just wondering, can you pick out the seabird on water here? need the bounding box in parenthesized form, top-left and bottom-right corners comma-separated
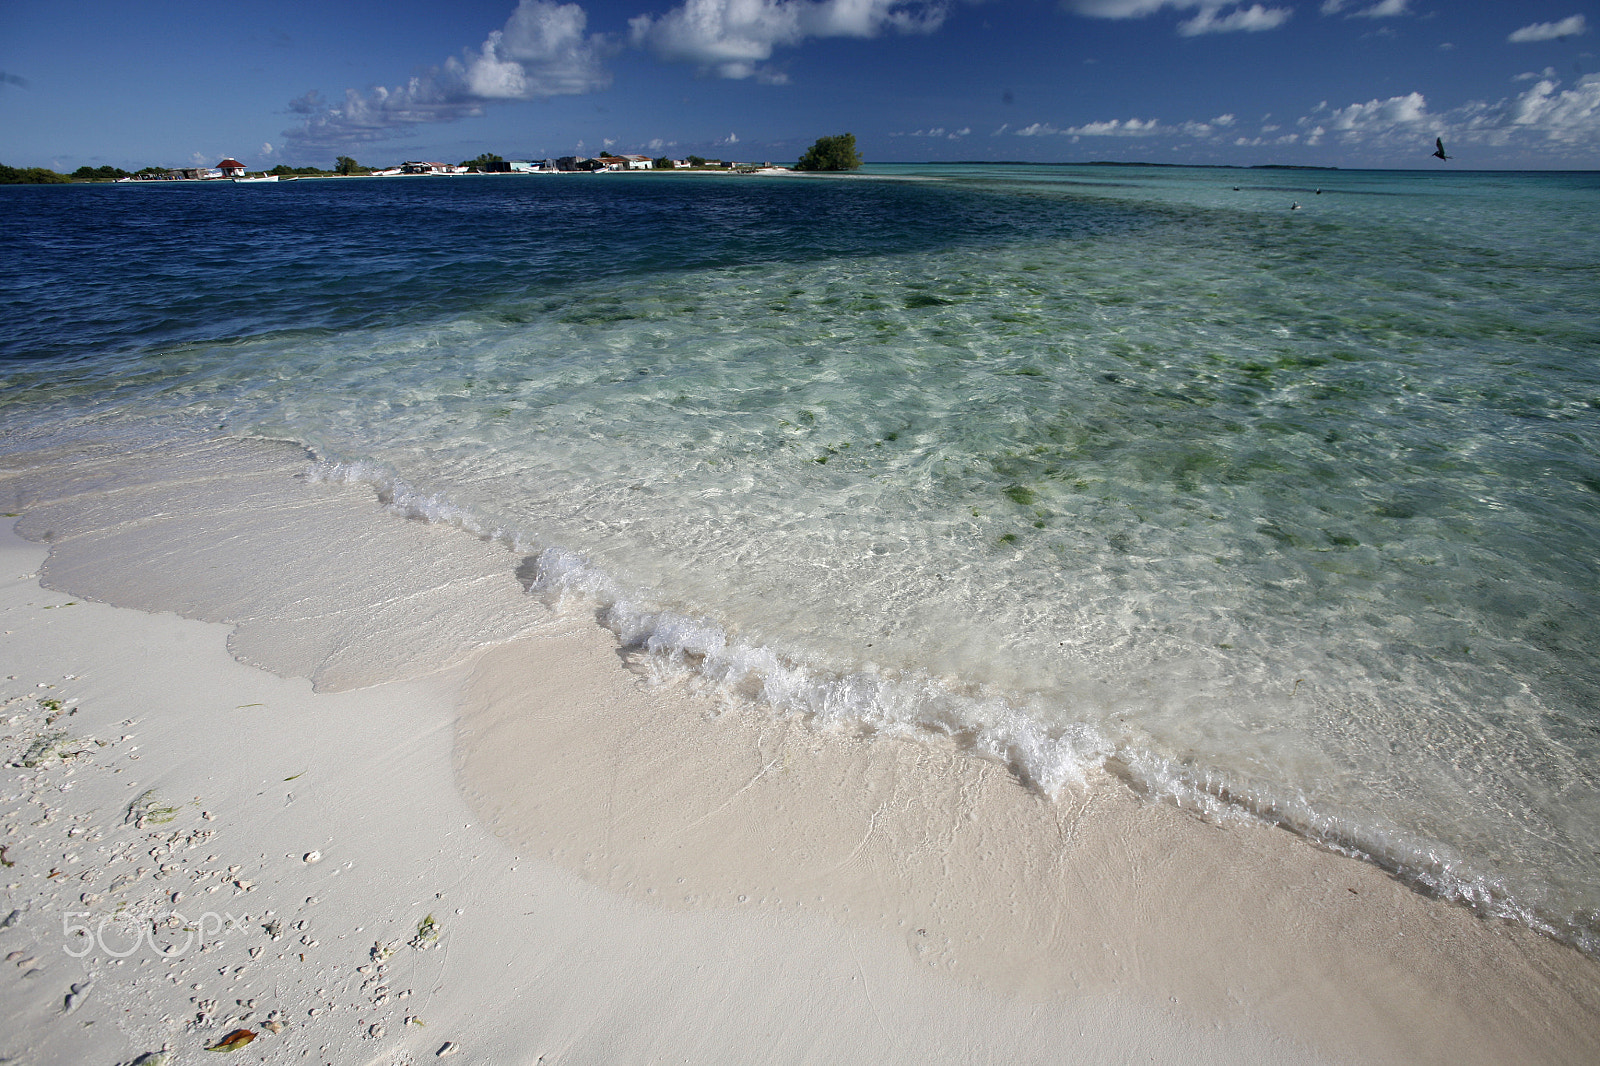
(1433, 137, 1450, 161)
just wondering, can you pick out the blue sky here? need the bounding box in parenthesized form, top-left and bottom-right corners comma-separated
(3, 1, 1596, 170)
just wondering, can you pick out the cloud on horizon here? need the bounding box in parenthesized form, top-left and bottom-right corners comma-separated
(1003, 77, 1600, 158)
(629, 0, 949, 82)
(285, 0, 610, 151)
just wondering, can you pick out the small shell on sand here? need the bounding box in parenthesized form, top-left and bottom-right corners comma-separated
(302, 850, 321, 864)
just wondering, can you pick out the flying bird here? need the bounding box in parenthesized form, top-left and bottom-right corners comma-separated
(1432, 137, 1450, 161)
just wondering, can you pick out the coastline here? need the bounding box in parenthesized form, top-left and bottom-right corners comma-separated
(3, 437, 1599, 1063)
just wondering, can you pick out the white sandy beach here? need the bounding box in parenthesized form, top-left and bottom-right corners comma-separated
(3, 436, 1599, 1065)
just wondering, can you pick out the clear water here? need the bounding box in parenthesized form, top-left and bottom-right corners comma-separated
(4, 166, 1599, 951)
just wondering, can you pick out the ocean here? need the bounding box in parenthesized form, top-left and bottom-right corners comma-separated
(3, 164, 1598, 953)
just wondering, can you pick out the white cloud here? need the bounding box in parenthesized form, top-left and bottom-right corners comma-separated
(894, 126, 972, 138)
(285, 1, 609, 151)
(630, 0, 948, 80)
(261, 142, 275, 157)
(1178, 4, 1291, 35)
(1065, 1, 1291, 35)
(1064, 1, 1188, 15)
(1323, 0, 1410, 17)
(1501, 74, 1600, 142)
(1325, 90, 1429, 131)
(1513, 67, 1559, 82)
(459, 1, 610, 98)
(1508, 15, 1587, 44)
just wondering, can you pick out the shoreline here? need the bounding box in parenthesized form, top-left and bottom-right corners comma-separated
(3, 437, 1599, 1063)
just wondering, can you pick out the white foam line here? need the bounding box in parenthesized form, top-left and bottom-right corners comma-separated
(306, 455, 1598, 958)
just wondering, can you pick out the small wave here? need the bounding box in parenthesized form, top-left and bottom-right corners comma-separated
(305, 456, 535, 555)
(530, 545, 1116, 796)
(308, 454, 1599, 957)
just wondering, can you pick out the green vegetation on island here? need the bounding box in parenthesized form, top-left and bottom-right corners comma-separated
(1, 163, 71, 184)
(794, 133, 862, 172)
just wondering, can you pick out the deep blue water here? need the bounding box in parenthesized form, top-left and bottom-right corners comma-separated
(1, 173, 1142, 365)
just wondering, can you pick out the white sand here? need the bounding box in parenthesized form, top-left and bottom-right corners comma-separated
(2, 438, 1598, 1064)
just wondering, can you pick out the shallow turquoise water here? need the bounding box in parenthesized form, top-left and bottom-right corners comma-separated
(4, 166, 1599, 950)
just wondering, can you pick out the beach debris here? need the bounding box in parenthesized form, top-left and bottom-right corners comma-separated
(302, 850, 321, 864)
(0, 845, 12, 867)
(437, 1043, 460, 1058)
(206, 1028, 257, 1052)
(262, 1020, 285, 1034)
(409, 914, 440, 949)
(131, 1052, 172, 1066)
(370, 940, 396, 961)
(0, 909, 18, 929)
(262, 919, 282, 940)
(18, 729, 69, 767)
(63, 979, 92, 1013)
(126, 789, 180, 828)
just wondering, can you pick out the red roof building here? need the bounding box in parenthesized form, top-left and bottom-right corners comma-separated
(217, 158, 246, 177)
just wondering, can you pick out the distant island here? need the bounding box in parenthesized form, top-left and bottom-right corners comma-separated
(4, 147, 1349, 186)
(2, 137, 878, 184)
(0, 151, 786, 185)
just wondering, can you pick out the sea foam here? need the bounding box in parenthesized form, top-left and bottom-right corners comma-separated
(302, 453, 1594, 954)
